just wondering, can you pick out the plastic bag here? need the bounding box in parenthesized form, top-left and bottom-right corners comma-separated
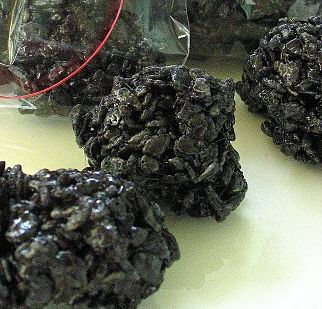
(188, 0, 322, 59)
(0, 0, 190, 116)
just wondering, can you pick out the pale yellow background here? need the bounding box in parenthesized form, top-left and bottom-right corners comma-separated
(0, 60, 321, 309)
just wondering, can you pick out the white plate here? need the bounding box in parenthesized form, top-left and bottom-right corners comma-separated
(0, 59, 321, 309)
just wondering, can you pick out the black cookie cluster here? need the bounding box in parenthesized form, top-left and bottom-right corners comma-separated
(12, 1, 165, 116)
(71, 65, 248, 221)
(17, 41, 165, 117)
(237, 17, 322, 164)
(0, 163, 179, 308)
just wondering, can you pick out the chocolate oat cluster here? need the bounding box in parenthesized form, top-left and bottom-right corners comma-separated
(72, 65, 248, 221)
(237, 17, 322, 163)
(0, 163, 179, 308)
(10, 1, 165, 116)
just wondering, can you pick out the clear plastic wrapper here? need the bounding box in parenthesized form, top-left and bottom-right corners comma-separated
(188, 0, 322, 59)
(0, 0, 190, 115)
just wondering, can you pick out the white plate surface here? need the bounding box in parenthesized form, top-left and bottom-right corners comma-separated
(0, 59, 321, 309)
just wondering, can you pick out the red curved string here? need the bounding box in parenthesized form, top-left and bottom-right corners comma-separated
(0, 0, 124, 100)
